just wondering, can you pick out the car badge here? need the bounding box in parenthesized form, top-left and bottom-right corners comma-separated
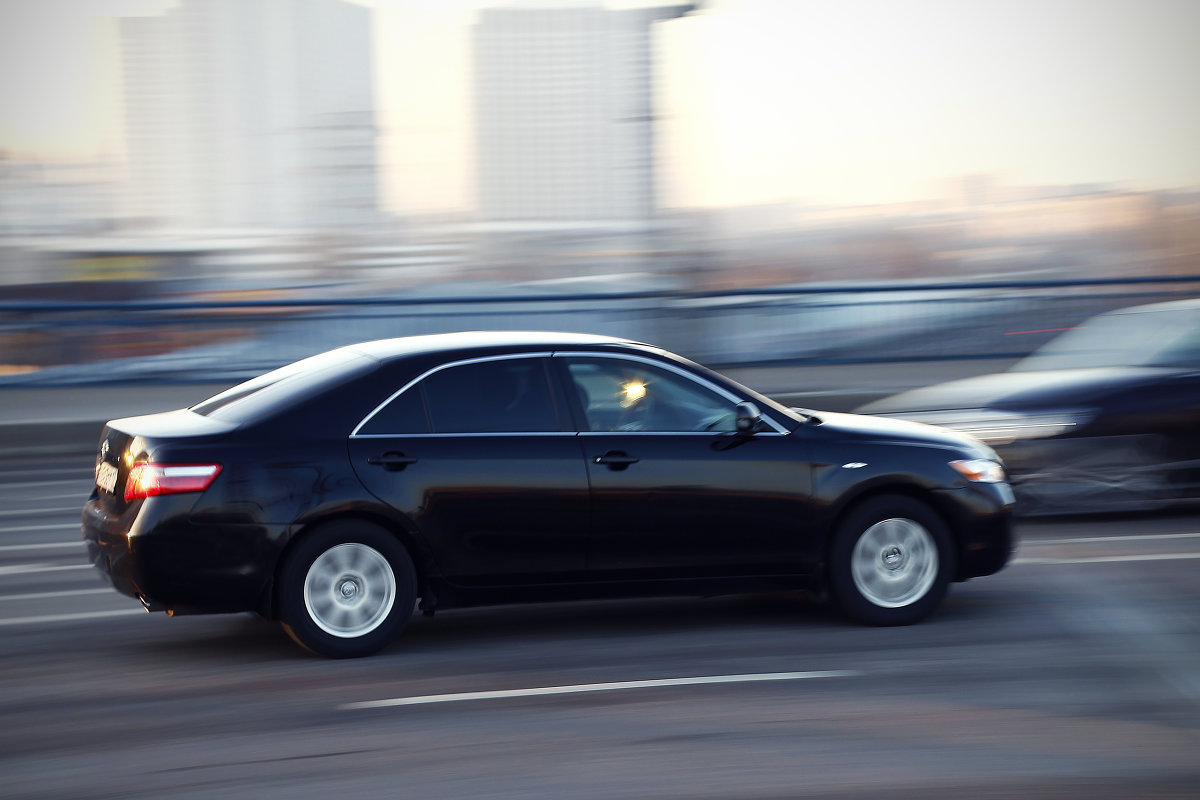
(100, 440, 110, 460)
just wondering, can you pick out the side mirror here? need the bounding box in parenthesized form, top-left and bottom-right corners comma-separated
(735, 401, 761, 434)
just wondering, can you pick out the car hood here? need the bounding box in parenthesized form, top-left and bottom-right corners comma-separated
(816, 409, 994, 456)
(858, 366, 1177, 414)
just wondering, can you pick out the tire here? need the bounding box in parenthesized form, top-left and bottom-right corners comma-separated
(277, 520, 417, 658)
(828, 495, 954, 626)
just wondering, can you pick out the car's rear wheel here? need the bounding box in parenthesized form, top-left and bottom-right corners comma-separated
(829, 495, 953, 626)
(278, 520, 416, 658)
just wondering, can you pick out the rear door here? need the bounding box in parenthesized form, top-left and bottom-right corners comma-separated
(348, 354, 591, 587)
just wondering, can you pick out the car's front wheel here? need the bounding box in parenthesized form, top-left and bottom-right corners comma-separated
(829, 495, 953, 626)
(278, 520, 417, 658)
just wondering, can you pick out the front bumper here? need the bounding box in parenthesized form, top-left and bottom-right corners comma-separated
(932, 481, 1018, 580)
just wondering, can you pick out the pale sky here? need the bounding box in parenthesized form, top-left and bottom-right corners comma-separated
(1, 0, 1198, 212)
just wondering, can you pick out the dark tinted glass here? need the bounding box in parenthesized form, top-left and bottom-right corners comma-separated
(358, 385, 430, 435)
(423, 358, 559, 433)
(565, 357, 737, 432)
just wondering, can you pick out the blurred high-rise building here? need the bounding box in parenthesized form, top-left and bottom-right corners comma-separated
(472, 4, 694, 227)
(121, 0, 378, 231)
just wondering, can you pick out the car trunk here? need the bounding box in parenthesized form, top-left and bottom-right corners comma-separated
(92, 410, 238, 512)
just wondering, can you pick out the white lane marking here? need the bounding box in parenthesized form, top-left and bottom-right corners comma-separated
(10, 492, 88, 502)
(0, 588, 112, 602)
(0, 507, 81, 518)
(0, 563, 93, 575)
(0, 609, 145, 627)
(0, 523, 78, 534)
(0, 542, 81, 552)
(1016, 552, 1200, 565)
(341, 671, 861, 711)
(1029, 532, 1200, 545)
(0, 469, 90, 479)
(0, 479, 92, 490)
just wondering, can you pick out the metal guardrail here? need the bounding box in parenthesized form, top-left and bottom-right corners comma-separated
(2, 276, 1199, 385)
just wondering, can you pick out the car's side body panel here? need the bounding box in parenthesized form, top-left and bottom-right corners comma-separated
(348, 433, 592, 586)
(580, 431, 817, 579)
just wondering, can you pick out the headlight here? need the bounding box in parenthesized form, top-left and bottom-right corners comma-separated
(892, 409, 1091, 445)
(949, 459, 1007, 483)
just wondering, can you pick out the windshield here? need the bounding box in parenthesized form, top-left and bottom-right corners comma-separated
(1014, 306, 1200, 371)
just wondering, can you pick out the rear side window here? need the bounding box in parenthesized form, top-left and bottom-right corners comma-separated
(358, 385, 430, 434)
(359, 357, 560, 435)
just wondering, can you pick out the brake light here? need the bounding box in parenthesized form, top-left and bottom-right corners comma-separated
(124, 463, 222, 502)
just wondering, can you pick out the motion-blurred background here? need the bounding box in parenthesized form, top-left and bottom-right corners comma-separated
(3, 10, 1200, 795)
(1, 0, 1198, 384)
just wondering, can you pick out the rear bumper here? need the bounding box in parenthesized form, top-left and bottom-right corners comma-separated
(82, 494, 285, 615)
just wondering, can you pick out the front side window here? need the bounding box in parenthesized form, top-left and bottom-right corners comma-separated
(564, 357, 738, 432)
(360, 357, 560, 435)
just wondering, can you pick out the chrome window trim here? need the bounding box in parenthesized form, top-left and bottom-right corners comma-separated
(352, 432, 577, 439)
(555, 351, 789, 435)
(350, 352, 554, 438)
(577, 430, 785, 438)
(353, 430, 783, 439)
(350, 348, 790, 438)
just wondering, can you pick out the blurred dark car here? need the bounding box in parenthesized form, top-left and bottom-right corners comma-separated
(860, 299, 1200, 514)
(83, 332, 1014, 658)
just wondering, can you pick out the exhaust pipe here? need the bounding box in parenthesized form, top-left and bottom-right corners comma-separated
(136, 594, 164, 613)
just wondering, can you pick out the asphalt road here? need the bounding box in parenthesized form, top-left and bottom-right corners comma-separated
(2, 453, 1199, 799)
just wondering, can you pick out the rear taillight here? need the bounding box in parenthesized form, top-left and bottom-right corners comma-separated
(124, 463, 222, 502)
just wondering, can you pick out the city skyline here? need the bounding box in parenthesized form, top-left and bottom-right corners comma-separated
(474, 4, 692, 224)
(120, 0, 378, 229)
(1, 0, 1198, 216)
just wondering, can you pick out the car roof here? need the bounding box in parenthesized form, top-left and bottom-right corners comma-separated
(343, 331, 647, 361)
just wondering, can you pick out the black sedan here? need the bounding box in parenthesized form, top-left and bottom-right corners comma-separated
(83, 332, 1015, 657)
(860, 298, 1200, 514)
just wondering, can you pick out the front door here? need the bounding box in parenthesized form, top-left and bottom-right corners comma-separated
(558, 354, 814, 580)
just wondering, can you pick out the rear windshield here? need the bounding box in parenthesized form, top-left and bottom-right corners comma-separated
(191, 349, 377, 424)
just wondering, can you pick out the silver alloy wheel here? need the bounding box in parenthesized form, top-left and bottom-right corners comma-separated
(303, 543, 397, 638)
(850, 517, 938, 608)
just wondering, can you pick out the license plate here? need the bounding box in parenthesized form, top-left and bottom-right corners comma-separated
(96, 461, 119, 494)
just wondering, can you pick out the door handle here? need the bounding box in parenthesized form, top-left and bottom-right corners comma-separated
(593, 451, 639, 470)
(367, 452, 418, 471)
